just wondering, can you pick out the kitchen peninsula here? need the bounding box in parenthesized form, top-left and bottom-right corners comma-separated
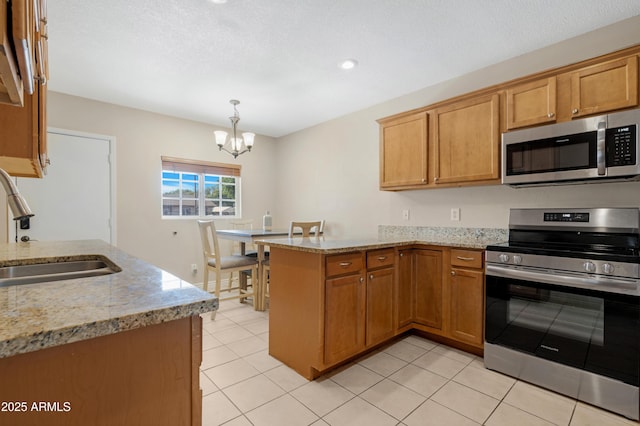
(0, 240, 216, 426)
(260, 227, 506, 379)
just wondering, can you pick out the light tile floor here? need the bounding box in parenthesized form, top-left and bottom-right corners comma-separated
(201, 300, 639, 426)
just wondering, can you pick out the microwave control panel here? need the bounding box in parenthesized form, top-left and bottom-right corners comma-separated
(607, 124, 636, 167)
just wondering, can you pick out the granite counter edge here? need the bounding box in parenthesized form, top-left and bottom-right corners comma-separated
(0, 298, 218, 359)
(260, 239, 499, 254)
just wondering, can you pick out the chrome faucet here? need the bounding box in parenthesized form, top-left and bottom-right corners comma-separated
(0, 168, 34, 220)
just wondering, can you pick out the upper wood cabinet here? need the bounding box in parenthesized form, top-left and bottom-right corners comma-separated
(379, 45, 640, 191)
(0, 0, 23, 105)
(0, 0, 48, 177)
(505, 77, 557, 130)
(568, 56, 638, 118)
(432, 93, 500, 185)
(378, 111, 428, 189)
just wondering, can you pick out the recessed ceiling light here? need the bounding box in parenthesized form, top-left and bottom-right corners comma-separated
(339, 59, 358, 70)
(210, 0, 227, 4)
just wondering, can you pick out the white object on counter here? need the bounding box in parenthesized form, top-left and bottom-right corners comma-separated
(263, 211, 272, 231)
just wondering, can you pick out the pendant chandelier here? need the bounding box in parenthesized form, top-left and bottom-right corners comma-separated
(214, 99, 255, 159)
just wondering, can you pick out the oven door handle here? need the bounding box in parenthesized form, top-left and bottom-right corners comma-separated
(486, 264, 639, 296)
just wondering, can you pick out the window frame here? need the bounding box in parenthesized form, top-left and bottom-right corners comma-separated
(161, 156, 241, 219)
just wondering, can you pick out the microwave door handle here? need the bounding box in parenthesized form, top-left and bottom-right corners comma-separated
(597, 120, 606, 175)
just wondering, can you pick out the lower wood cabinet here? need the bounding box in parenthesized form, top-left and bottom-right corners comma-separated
(396, 250, 414, 329)
(268, 244, 484, 379)
(365, 268, 395, 346)
(449, 249, 485, 346)
(324, 272, 366, 365)
(396, 247, 484, 352)
(414, 249, 444, 330)
(324, 249, 396, 364)
(0, 316, 203, 426)
(449, 267, 484, 346)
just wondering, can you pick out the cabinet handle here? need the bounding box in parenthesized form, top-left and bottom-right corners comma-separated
(359, 277, 364, 283)
(399, 253, 404, 257)
(339, 262, 352, 268)
(369, 274, 374, 280)
(572, 108, 579, 114)
(456, 256, 475, 261)
(451, 271, 456, 276)
(377, 256, 387, 261)
(547, 112, 555, 118)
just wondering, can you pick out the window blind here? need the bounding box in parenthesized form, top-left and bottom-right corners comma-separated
(161, 156, 241, 177)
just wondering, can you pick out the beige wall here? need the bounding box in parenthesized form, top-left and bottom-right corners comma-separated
(46, 93, 278, 283)
(275, 15, 640, 237)
(37, 15, 640, 284)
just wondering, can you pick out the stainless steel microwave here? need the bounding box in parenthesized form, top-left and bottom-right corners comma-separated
(502, 108, 640, 187)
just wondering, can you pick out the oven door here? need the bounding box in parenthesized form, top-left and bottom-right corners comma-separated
(486, 265, 640, 386)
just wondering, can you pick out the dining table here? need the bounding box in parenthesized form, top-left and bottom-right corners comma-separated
(215, 228, 293, 311)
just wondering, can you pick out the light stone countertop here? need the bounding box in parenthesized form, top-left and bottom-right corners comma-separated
(0, 240, 217, 359)
(257, 226, 508, 254)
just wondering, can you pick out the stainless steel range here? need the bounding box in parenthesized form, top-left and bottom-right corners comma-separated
(485, 208, 640, 420)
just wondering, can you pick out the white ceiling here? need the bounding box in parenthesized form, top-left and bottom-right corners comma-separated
(48, 0, 640, 138)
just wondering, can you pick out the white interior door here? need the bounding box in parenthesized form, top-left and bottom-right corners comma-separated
(9, 129, 115, 244)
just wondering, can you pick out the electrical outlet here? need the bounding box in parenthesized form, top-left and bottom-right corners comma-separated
(191, 263, 198, 273)
(450, 207, 460, 221)
(402, 209, 410, 220)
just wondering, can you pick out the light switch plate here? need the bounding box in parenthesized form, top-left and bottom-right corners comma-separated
(450, 208, 460, 221)
(402, 209, 410, 220)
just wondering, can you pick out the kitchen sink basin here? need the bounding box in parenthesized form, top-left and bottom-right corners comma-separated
(0, 255, 121, 287)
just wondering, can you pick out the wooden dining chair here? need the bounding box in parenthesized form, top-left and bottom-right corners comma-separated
(197, 220, 259, 318)
(288, 220, 324, 237)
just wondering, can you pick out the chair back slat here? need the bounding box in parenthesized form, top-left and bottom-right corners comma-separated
(288, 220, 323, 238)
(198, 219, 221, 260)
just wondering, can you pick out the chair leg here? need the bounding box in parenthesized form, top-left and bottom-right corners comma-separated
(239, 271, 248, 304)
(215, 269, 221, 299)
(202, 262, 209, 292)
(261, 266, 269, 310)
(211, 269, 222, 321)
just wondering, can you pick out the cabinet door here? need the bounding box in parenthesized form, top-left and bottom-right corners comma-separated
(324, 274, 366, 365)
(570, 56, 639, 118)
(449, 268, 484, 346)
(0, 0, 46, 177)
(0, 0, 23, 105)
(505, 77, 557, 130)
(414, 249, 443, 330)
(366, 267, 395, 346)
(379, 111, 428, 189)
(433, 94, 500, 184)
(396, 250, 413, 329)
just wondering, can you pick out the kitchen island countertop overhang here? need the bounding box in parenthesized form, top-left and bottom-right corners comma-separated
(0, 239, 217, 359)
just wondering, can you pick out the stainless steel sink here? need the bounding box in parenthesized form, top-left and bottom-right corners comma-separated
(0, 255, 121, 287)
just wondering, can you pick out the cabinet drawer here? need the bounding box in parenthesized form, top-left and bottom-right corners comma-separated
(326, 252, 363, 277)
(366, 249, 394, 269)
(450, 249, 483, 269)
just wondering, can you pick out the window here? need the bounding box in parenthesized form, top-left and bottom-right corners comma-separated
(161, 156, 240, 218)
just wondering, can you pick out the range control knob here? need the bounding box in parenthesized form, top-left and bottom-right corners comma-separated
(513, 255, 523, 265)
(603, 263, 615, 274)
(498, 254, 510, 263)
(583, 261, 596, 273)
